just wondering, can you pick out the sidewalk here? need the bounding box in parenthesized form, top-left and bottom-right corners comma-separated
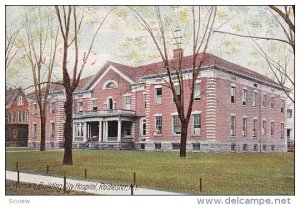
(6, 170, 181, 195)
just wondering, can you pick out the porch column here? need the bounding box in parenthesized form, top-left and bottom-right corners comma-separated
(73, 123, 76, 142)
(83, 122, 87, 142)
(117, 120, 122, 142)
(103, 121, 107, 142)
(87, 123, 90, 140)
(98, 121, 102, 142)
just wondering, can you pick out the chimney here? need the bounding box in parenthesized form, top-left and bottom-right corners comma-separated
(173, 48, 184, 59)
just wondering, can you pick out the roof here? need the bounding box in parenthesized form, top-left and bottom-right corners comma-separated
(5, 87, 23, 109)
(31, 52, 282, 94)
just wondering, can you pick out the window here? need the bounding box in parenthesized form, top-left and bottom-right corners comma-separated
(140, 143, 145, 150)
(281, 123, 284, 139)
(5, 113, 9, 124)
(173, 85, 181, 103)
(271, 145, 275, 151)
(140, 118, 146, 136)
(230, 116, 236, 137)
(32, 123, 37, 138)
(231, 144, 236, 152)
(78, 101, 83, 112)
(105, 81, 117, 89)
(143, 93, 147, 108)
(271, 122, 274, 136)
(281, 99, 284, 113)
(124, 96, 131, 110)
(287, 109, 292, 118)
(243, 144, 247, 151)
(172, 143, 180, 150)
(253, 92, 257, 107)
(271, 97, 275, 108)
(50, 102, 55, 113)
(287, 129, 291, 139)
(253, 144, 258, 151)
(193, 143, 200, 151)
(22, 111, 26, 122)
(107, 98, 114, 110)
(155, 143, 161, 150)
(155, 88, 162, 104)
(12, 129, 17, 136)
(242, 89, 247, 106)
(193, 82, 201, 101)
(155, 116, 162, 135)
(262, 94, 266, 107)
(193, 113, 201, 135)
(50, 122, 55, 138)
(242, 118, 247, 137)
(173, 115, 181, 135)
(32, 103, 37, 115)
(263, 145, 267, 151)
(262, 121, 266, 136)
(17, 96, 23, 106)
(76, 123, 84, 137)
(253, 119, 257, 138)
(18, 111, 22, 123)
(231, 86, 236, 103)
(13, 112, 17, 122)
(92, 100, 97, 111)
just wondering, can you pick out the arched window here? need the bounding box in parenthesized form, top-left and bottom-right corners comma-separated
(105, 81, 117, 89)
(108, 98, 114, 110)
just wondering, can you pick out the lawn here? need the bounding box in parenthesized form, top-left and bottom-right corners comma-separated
(5, 180, 90, 195)
(5, 149, 294, 195)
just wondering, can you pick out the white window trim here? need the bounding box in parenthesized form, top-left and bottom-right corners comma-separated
(102, 80, 119, 90)
(140, 117, 147, 137)
(154, 115, 162, 135)
(192, 113, 201, 136)
(171, 114, 181, 136)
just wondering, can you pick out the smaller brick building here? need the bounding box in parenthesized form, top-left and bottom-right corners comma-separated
(5, 87, 29, 147)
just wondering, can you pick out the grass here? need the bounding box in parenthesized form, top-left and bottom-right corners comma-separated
(5, 149, 294, 195)
(5, 180, 90, 195)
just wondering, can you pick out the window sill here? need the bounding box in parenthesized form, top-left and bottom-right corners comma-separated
(191, 134, 201, 137)
(154, 134, 162, 137)
(230, 136, 236, 138)
(172, 134, 181, 137)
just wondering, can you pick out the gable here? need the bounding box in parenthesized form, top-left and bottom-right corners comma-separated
(88, 64, 135, 91)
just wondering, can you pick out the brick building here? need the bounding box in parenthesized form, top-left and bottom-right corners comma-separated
(5, 87, 29, 147)
(27, 50, 288, 152)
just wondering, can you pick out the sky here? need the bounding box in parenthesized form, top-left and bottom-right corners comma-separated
(5, 6, 294, 93)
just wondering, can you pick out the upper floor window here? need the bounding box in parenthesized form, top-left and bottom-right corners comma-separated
(143, 93, 147, 108)
(172, 115, 181, 135)
(253, 92, 257, 107)
(262, 94, 267, 107)
(32, 103, 37, 115)
(78, 101, 83, 112)
(173, 85, 181, 103)
(17, 96, 23, 106)
(105, 81, 118, 89)
(107, 98, 114, 110)
(124, 95, 131, 110)
(287, 109, 293, 118)
(242, 89, 247, 106)
(91, 100, 97, 111)
(5, 113, 10, 124)
(193, 82, 201, 101)
(230, 86, 236, 103)
(281, 99, 285, 113)
(271, 97, 275, 109)
(50, 102, 55, 113)
(155, 87, 162, 104)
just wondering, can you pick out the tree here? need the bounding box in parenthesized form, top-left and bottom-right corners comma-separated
(55, 6, 111, 165)
(214, 6, 294, 103)
(130, 6, 217, 157)
(19, 7, 59, 151)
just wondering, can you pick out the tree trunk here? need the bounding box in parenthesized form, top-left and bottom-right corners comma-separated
(40, 117, 46, 151)
(63, 90, 73, 165)
(179, 124, 188, 157)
